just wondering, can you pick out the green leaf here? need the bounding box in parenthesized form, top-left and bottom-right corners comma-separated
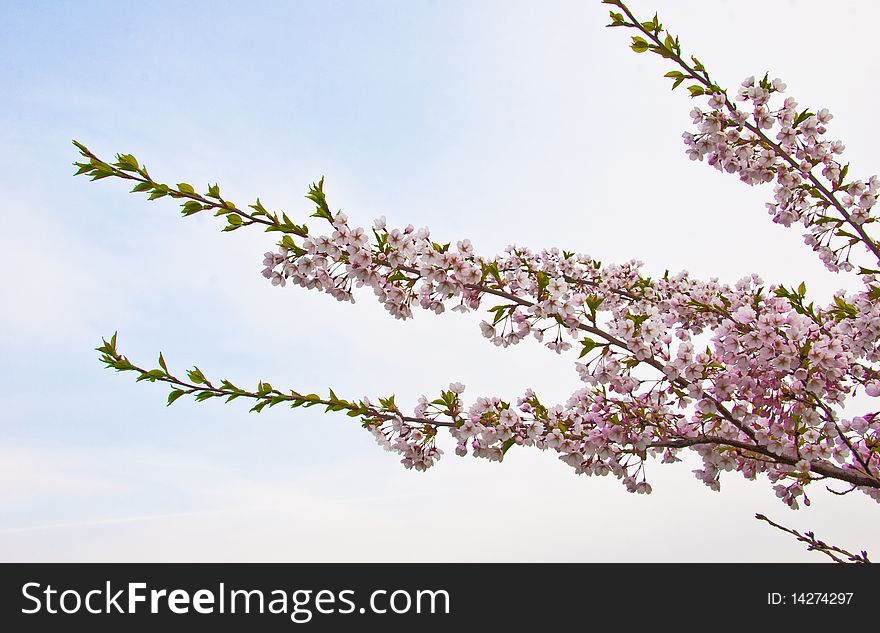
(839, 163, 849, 184)
(489, 304, 508, 325)
(306, 177, 333, 220)
(182, 201, 203, 216)
(167, 389, 186, 406)
(187, 368, 206, 385)
(607, 11, 625, 25)
(73, 162, 95, 176)
(579, 338, 600, 358)
(482, 261, 502, 284)
(630, 36, 649, 53)
(177, 182, 196, 194)
(794, 109, 814, 127)
(536, 271, 550, 297)
(250, 400, 270, 413)
(148, 185, 169, 200)
(115, 154, 139, 171)
(500, 437, 517, 455)
(90, 168, 115, 181)
(250, 198, 267, 215)
(649, 44, 673, 59)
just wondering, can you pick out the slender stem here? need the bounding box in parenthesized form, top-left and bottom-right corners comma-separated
(755, 513, 871, 563)
(102, 348, 454, 428)
(75, 145, 296, 234)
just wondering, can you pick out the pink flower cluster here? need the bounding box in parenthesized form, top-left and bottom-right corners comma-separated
(366, 413, 444, 472)
(684, 76, 879, 273)
(259, 138, 880, 506)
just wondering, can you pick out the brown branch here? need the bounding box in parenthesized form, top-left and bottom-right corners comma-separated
(653, 437, 879, 490)
(755, 513, 871, 563)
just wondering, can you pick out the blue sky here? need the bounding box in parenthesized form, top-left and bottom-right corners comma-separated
(2, 0, 879, 561)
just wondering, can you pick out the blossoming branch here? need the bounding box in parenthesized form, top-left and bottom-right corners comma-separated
(75, 1, 878, 559)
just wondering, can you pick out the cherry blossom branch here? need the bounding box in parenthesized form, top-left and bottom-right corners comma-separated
(605, 1, 880, 272)
(96, 331, 880, 493)
(72, 142, 759, 446)
(75, 140, 880, 506)
(652, 438, 878, 490)
(755, 513, 871, 563)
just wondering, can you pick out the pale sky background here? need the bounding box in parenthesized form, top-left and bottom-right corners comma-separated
(2, 0, 878, 562)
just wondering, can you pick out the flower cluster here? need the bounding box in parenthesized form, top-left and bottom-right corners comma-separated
(684, 76, 879, 273)
(365, 414, 445, 472)
(76, 1, 880, 515)
(258, 198, 880, 507)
